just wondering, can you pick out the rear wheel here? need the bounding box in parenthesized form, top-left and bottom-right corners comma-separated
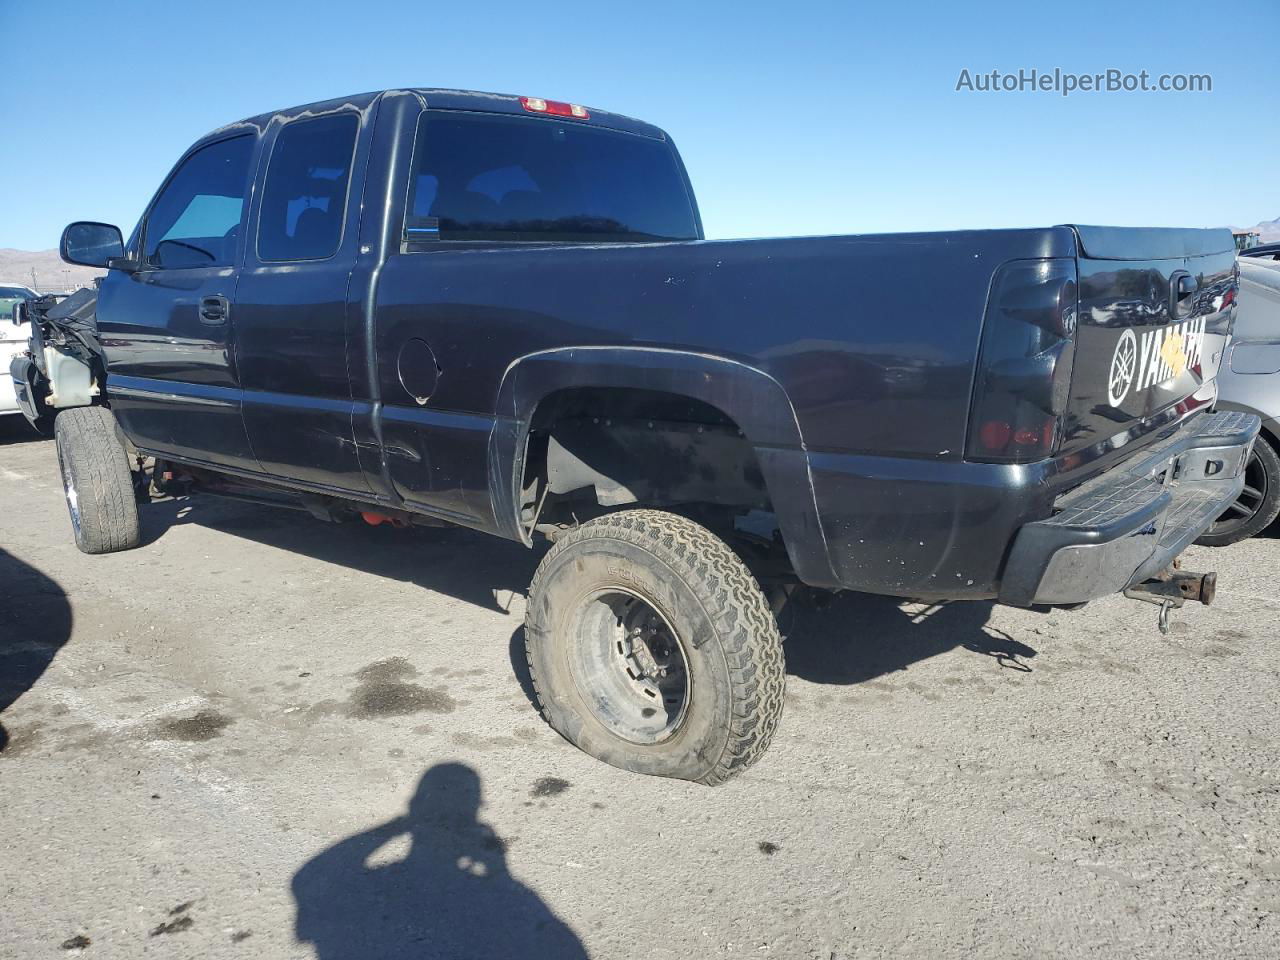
(54, 406, 140, 555)
(1195, 436, 1280, 547)
(524, 509, 785, 785)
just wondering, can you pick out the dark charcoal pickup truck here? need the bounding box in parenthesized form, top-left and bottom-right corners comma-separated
(11, 88, 1260, 784)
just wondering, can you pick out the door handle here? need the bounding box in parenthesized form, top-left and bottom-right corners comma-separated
(200, 295, 229, 325)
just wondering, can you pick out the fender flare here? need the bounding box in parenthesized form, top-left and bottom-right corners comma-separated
(488, 346, 836, 586)
(8, 354, 54, 433)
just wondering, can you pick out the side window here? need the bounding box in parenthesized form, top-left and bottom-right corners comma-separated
(144, 135, 254, 269)
(257, 114, 359, 262)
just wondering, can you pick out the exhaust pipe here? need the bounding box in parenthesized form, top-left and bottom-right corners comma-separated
(1124, 567, 1217, 634)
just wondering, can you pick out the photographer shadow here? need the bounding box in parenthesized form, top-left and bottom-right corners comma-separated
(293, 762, 587, 960)
(0, 547, 72, 753)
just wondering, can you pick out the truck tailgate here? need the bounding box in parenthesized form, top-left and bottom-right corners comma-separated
(1061, 226, 1237, 457)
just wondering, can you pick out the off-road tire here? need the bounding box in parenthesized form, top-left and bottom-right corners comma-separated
(524, 509, 785, 785)
(1195, 436, 1280, 547)
(54, 406, 140, 555)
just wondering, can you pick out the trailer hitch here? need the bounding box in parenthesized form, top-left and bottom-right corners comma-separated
(1123, 568, 1217, 635)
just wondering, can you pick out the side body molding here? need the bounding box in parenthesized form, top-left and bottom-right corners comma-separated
(488, 346, 838, 587)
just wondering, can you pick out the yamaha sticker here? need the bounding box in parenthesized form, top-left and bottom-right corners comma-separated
(1106, 317, 1206, 408)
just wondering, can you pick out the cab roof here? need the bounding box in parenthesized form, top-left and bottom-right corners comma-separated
(207, 88, 667, 144)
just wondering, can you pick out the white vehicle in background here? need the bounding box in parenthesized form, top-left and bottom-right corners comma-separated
(1, 283, 38, 416)
(1196, 247, 1280, 544)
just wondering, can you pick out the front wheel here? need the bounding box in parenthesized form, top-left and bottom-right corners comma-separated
(54, 406, 141, 555)
(524, 509, 785, 785)
(1195, 436, 1280, 547)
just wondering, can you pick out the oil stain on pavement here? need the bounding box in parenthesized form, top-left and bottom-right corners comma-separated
(530, 776, 571, 798)
(152, 710, 232, 742)
(149, 902, 196, 936)
(346, 658, 458, 718)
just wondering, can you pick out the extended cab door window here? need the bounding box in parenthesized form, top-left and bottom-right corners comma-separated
(405, 110, 698, 243)
(256, 113, 359, 261)
(234, 109, 368, 492)
(143, 136, 254, 269)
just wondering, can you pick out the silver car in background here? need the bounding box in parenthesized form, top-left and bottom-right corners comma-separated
(1, 283, 38, 417)
(1199, 247, 1280, 544)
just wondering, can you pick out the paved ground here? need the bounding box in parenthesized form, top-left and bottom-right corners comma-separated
(1, 417, 1278, 960)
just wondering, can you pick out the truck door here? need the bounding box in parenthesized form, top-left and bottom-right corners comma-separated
(97, 134, 257, 469)
(233, 108, 370, 493)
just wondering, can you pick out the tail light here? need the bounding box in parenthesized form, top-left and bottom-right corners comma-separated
(520, 97, 590, 119)
(966, 258, 1077, 463)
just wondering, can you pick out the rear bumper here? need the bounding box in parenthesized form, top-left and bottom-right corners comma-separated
(998, 410, 1261, 606)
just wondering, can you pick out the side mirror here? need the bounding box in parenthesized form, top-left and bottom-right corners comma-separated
(60, 221, 126, 268)
(11, 300, 27, 324)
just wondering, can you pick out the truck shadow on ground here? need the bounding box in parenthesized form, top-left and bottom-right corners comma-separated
(142, 497, 1038, 695)
(140, 497, 543, 615)
(506, 595, 1037, 710)
(782, 593, 1038, 684)
(292, 761, 588, 960)
(0, 417, 47, 446)
(0, 547, 73, 753)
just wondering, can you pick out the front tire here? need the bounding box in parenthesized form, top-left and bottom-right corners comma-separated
(1195, 436, 1280, 547)
(54, 406, 141, 555)
(524, 509, 785, 785)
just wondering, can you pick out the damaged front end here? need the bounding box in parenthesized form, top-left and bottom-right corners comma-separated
(9, 285, 103, 431)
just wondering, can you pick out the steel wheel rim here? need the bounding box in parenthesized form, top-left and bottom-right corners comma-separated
(566, 587, 691, 745)
(1208, 449, 1268, 535)
(58, 442, 81, 535)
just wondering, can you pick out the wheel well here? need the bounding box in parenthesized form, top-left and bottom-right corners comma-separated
(520, 387, 773, 529)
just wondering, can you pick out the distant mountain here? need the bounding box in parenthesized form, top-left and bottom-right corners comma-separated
(1253, 217, 1280, 242)
(0, 249, 104, 293)
(1235, 217, 1280, 243)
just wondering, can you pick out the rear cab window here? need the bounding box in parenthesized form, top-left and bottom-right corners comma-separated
(406, 109, 698, 244)
(143, 135, 254, 269)
(257, 113, 359, 261)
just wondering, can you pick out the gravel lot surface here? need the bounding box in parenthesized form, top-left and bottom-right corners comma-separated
(2, 420, 1277, 959)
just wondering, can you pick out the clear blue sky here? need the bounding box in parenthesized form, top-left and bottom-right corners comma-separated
(4, 0, 1277, 249)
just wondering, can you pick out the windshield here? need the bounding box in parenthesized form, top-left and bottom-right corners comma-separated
(0, 286, 34, 320)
